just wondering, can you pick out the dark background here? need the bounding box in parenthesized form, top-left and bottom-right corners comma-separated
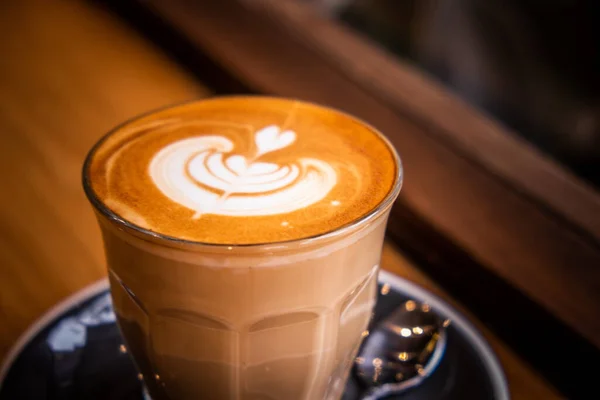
(304, 0, 600, 188)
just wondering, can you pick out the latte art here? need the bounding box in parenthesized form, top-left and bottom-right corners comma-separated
(85, 97, 401, 400)
(86, 97, 398, 244)
(149, 125, 338, 218)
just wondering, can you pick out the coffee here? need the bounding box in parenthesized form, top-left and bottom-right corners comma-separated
(83, 96, 402, 400)
(86, 97, 397, 244)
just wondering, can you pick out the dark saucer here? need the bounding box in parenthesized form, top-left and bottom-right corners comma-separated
(0, 271, 509, 399)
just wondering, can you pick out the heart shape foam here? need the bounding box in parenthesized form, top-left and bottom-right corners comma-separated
(149, 125, 337, 218)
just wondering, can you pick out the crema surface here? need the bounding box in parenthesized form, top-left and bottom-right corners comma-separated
(87, 97, 397, 244)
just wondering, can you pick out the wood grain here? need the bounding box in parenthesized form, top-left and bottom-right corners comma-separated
(0, 0, 562, 398)
(136, 0, 600, 351)
(0, 0, 207, 359)
(255, 0, 600, 244)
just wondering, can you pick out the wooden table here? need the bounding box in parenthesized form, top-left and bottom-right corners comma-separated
(0, 0, 563, 398)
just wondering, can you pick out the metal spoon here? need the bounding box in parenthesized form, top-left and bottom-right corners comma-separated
(354, 299, 450, 399)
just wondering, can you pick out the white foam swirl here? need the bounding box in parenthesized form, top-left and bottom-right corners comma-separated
(149, 125, 337, 218)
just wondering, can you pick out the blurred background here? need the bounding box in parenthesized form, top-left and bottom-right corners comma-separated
(1, 0, 599, 398)
(301, 0, 600, 188)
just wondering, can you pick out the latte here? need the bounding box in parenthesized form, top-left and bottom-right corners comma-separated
(86, 96, 398, 244)
(83, 96, 402, 400)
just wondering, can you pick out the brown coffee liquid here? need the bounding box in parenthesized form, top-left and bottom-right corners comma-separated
(102, 208, 389, 400)
(87, 97, 401, 400)
(87, 96, 398, 244)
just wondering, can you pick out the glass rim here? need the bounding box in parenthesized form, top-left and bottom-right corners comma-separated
(82, 95, 403, 251)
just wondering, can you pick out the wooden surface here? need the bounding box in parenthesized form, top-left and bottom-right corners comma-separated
(0, 0, 207, 359)
(134, 0, 600, 354)
(0, 0, 562, 399)
(258, 0, 600, 243)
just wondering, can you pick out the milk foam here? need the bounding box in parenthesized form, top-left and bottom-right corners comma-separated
(149, 125, 338, 218)
(86, 97, 399, 244)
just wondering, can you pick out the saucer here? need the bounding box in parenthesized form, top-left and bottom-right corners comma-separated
(0, 271, 509, 399)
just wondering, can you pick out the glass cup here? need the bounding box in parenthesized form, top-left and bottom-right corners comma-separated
(83, 99, 402, 400)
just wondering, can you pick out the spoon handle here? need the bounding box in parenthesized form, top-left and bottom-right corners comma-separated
(359, 326, 448, 399)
